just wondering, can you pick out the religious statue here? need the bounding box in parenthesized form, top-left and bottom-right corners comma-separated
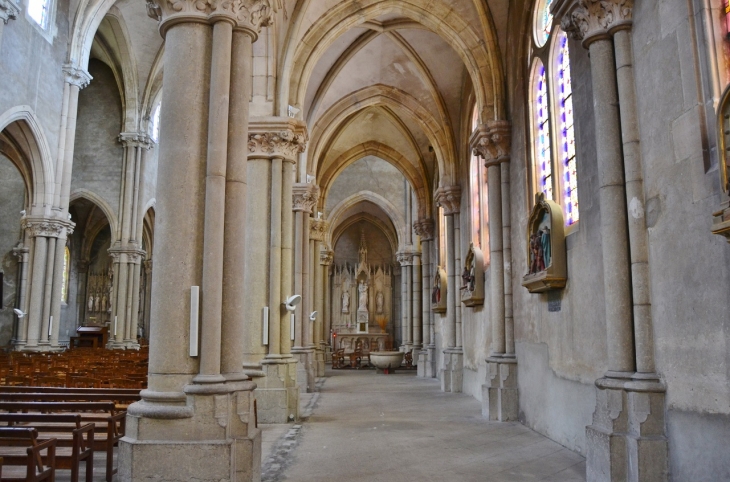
(529, 233, 545, 274)
(93, 292, 100, 312)
(341, 291, 350, 313)
(461, 265, 475, 292)
(541, 226, 551, 268)
(375, 291, 384, 313)
(88, 294, 95, 312)
(358, 282, 368, 311)
(432, 275, 441, 304)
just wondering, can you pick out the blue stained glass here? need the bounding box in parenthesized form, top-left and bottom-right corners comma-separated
(555, 32, 579, 225)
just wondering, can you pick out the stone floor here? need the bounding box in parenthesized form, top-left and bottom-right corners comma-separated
(261, 368, 586, 482)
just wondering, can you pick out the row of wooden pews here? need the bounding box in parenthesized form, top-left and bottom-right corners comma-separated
(0, 347, 147, 481)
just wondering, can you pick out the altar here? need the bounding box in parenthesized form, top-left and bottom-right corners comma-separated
(335, 333, 390, 354)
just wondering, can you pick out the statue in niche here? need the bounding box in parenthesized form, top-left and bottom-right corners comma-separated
(88, 294, 95, 312)
(101, 292, 108, 314)
(529, 217, 552, 275)
(93, 291, 100, 312)
(523, 193, 566, 292)
(358, 282, 368, 311)
(461, 265, 475, 292)
(375, 291, 384, 314)
(541, 226, 551, 269)
(341, 291, 350, 313)
(432, 274, 441, 304)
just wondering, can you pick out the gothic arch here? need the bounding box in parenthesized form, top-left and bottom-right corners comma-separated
(327, 191, 405, 252)
(331, 212, 399, 260)
(280, 0, 505, 125)
(0, 106, 55, 211)
(69, 188, 119, 237)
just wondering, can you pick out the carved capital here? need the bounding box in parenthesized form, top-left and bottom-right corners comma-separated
(0, 0, 20, 24)
(471, 120, 511, 167)
(309, 219, 326, 242)
(248, 131, 307, 162)
(108, 247, 147, 264)
(119, 132, 153, 150)
(320, 249, 334, 266)
(292, 183, 319, 213)
(413, 218, 435, 241)
(554, 0, 633, 46)
(147, 0, 275, 39)
(62, 64, 93, 89)
(435, 186, 461, 215)
(22, 218, 74, 239)
(396, 252, 414, 267)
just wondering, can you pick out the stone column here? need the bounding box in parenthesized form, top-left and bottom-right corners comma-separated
(396, 252, 412, 351)
(0, 0, 20, 52)
(11, 244, 30, 347)
(246, 120, 307, 422)
(411, 252, 422, 354)
(120, 3, 272, 481)
(414, 219, 435, 377)
(310, 219, 326, 376)
(473, 121, 518, 421)
(556, 1, 668, 480)
(21, 219, 73, 351)
(321, 250, 333, 362)
(142, 260, 152, 339)
(435, 186, 462, 393)
(292, 182, 319, 393)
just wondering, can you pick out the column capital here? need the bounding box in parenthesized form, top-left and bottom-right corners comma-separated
(248, 117, 308, 163)
(309, 218, 327, 242)
(320, 249, 334, 266)
(396, 251, 415, 267)
(62, 63, 93, 89)
(76, 259, 90, 271)
(552, 0, 633, 47)
(147, 0, 275, 40)
(0, 0, 20, 24)
(108, 247, 147, 264)
(435, 185, 461, 215)
(119, 132, 153, 149)
(22, 217, 75, 238)
(471, 120, 511, 167)
(292, 183, 319, 213)
(413, 218, 435, 241)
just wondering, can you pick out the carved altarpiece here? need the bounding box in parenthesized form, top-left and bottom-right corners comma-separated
(522, 193, 567, 293)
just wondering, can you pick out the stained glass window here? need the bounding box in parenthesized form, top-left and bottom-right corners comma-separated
(151, 103, 161, 143)
(534, 0, 554, 48)
(61, 246, 70, 303)
(556, 32, 579, 225)
(28, 0, 51, 29)
(533, 60, 553, 200)
(469, 106, 490, 264)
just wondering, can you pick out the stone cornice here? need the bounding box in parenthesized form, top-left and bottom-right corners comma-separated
(147, 0, 274, 40)
(119, 132, 153, 149)
(292, 183, 319, 213)
(309, 219, 326, 242)
(413, 218, 435, 241)
(248, 117, 308, 163)
(0, 0, 20, 24)
(471, 120, 511, 167)
(552, 0, 633, 47)
(22, 217, 75, 238)
(62, 64, 93, 89)
(435, 185, 462, 215)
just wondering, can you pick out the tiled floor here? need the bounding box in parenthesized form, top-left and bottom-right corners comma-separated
(262, 369, 586, 482)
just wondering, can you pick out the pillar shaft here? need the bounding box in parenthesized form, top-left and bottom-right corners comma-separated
(280, 161, 295, 356)
(268, 157, 283, 357)
(26, 236, 48, 347)
(453, 213, 462, 349)
(445, 214, 456, 349)
(412, 253, 422, 350)
(589, 37, 635, 376)
(501, 162, 514, 356)
(40, 237, 56, 345)
(488, 164, 505, 356)
(293, 210, 305, 349)
(220, 30, 253, 378)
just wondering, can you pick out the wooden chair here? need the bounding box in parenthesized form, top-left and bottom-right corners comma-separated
(0, 427, 56, 482)
(68, 378, 100, 389)
(331, 350, 345, 369)
(36, 376, 66, 388)
(3, 376, 29, 387)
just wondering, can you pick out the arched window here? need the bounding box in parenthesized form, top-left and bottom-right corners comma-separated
(555, 31, 578, 225)
(469, 105, 489, 263)
(61, 246, 70, 303)
(27, 0, 51, 29)
(151, 102, 162, 143)
(528, 0, 579, 227)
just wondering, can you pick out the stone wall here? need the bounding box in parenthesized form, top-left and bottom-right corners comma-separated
(0, 155, 25, 346)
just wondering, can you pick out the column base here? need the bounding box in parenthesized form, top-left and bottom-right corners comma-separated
(440, 349, 463, 393)
(481, 356, 518, 422)
(315, 344, 325, 377)
(119, 380, 261, 482)
(586, 376, 668, 482)
(291, 348, 315, 393)
(19, 342, 64, 353)
(426, 345, 436, 378)
(257, 358, 300, 423)
(323, 343, 332, 364)
(416, 350, 428, 377)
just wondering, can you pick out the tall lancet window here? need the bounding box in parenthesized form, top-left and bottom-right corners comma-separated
(532, 59, 553, 201)
(28, 0, 51, 29)
(528, 0, 580, 227)
(555, 31, 579, 224)
(469, 105, 489, 264)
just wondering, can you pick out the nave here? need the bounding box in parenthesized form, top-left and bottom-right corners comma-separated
(261, 370, 585, 482)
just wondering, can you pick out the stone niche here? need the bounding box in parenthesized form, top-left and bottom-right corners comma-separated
(431, 266, 447, 313)
(461, 243, 484, 306)
(522, 193, 566, 293)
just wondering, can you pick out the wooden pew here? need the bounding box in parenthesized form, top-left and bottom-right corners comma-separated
(0, 414, 93, 482)
(0, 402, 123, 482)
(0, 427, 55, 482)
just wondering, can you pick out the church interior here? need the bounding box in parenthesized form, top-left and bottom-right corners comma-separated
(0, 0, 729, 480)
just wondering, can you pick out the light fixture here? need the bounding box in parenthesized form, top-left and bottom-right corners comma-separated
(284, 295, 302, 312)
(309, 311, 318, 321)
(13, 309, 25, 318)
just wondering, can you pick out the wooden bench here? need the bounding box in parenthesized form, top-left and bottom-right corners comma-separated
(0, 414, 93, 482)
(0, 402, 123, 482)
(0, 427, 55, 482)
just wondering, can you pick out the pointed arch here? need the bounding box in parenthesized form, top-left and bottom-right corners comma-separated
(70, 188, 119, 237)
(327, 191, 406, 252)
